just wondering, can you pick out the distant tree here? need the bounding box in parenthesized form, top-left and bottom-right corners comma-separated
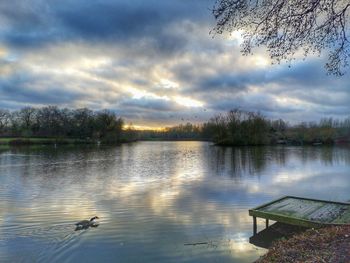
(17, 107, 37, 136)
(95, 110, 124, 143)
(271, 119, 287, 133)
(227, 109, 243, 144)
(36, 106, 65, 137)
(212, 0, 350, 75)
(209, 114, 230, 144)
(339, 117, 350, 137)
(9, 111, 21, 136)
(71, 108, 94, 139)
(122, 123, 138, 142)
(0, 109, 10, 134)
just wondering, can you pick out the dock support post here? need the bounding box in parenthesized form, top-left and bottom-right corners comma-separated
(253, 216, 257, 235)
(266, 219, 269, 229)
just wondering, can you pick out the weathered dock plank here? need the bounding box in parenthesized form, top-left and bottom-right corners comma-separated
(249, 196, 350, 234)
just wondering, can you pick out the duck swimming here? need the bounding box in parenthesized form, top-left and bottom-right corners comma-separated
(75, 216, 99, 230)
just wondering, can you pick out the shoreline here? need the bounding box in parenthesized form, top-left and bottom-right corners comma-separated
(1, 137, 349, 146)
(256, 225, 350, 262)
(0, 137, 96, 146)
(0, 137, 134, 146)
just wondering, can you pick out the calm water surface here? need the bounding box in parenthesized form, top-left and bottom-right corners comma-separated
(1, 142, 350, 262)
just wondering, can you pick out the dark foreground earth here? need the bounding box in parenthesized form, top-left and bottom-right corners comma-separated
(256, 225, 350, 263)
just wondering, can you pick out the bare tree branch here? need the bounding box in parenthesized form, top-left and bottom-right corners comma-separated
(212, 0, 350, 75)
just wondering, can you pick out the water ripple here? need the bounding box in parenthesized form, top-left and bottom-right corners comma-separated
(1, 142, 349, 262)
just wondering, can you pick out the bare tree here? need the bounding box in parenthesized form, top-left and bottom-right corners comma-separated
(212, 0, 350, 75)
(0, 109, 10, 133)
(18, 107, 36, 129)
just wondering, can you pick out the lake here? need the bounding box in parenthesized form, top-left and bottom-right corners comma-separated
(1, 141, 350, 262)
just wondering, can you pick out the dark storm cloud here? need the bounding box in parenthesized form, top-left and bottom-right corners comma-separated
(0, 0, 58, 47)
(209, 94, 301, 114)
(1, 0, 212, 50)
(0, 74, 83, 106)
(265, 61, 345, 90)
(265, 61, 350, 110)
(0, 1, 46, 30)
(193, 70, 268, 93)
(120, 97, 180, 112)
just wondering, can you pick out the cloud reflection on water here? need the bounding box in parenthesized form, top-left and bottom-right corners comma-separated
(0, 142, 350, 262)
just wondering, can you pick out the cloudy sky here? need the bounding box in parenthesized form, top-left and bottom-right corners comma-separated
(0, 0, 349, 128)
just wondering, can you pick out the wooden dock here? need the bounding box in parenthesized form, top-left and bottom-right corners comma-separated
(249, 196, 350, 235)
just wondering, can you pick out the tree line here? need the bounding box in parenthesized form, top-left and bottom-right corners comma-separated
(0, 106, 127, 143)
(138, 123, 203, 141)
(140, 109, 350, 146)
(202, 109, 350, 146)
(1, 107, 349, 146)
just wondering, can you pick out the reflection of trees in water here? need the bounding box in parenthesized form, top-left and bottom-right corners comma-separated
(0, 145, 10, 154)
(208, 146, 350, 179)
(208, 146, 273, 179)
(299, 146, 350, 166)
(209, 146, 284, 178)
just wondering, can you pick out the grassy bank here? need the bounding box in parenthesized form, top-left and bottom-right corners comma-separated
(0, 137, 96, 145)
(256, 225, 350, 263)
